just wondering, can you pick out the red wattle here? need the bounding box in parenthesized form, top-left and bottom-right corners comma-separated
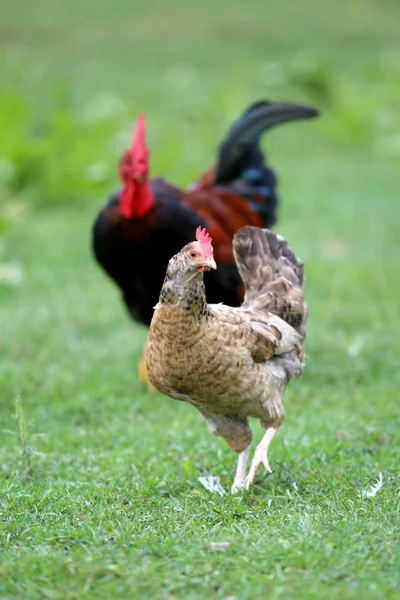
(119, 181, 154, 220)
(119, 183, 136, 219)
(134, 182, 154, 219)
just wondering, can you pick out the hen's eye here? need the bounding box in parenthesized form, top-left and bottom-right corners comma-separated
(190, 251, 197, 258)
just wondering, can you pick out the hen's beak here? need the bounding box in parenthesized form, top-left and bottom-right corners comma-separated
(203, 257, 217, 271)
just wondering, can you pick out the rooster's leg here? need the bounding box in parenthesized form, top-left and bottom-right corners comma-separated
(138, 352, 157, 394)
(231, 444, 251, 494)
(245, 427, 277, 489)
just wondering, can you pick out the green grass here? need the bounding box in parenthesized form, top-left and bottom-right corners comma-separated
(1, 0, 400, 598)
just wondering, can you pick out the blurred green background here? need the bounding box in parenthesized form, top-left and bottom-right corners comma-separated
(1, 1, 399, 598)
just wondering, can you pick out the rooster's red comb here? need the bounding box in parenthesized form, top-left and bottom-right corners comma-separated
(196, 226, 213, 259)
(130, 113, 145, 153)
(129, 113, 149, 175)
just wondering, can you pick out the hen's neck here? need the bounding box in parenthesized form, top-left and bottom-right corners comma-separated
(159, 273, 211, 320)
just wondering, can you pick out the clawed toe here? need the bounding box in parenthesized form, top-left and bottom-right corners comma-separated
(231, 479, 247, 494)
(244, 447, 273, 489)
(261, 453, 272, 474)
(231, 428, 277, 492)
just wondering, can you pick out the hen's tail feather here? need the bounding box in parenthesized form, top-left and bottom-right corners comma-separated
(232, 226, 307, 334)
(214, 102, 319, 184)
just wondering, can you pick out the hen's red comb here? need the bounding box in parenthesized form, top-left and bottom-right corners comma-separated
(129, 113, 149, 175)
(196, 226, 213, 259)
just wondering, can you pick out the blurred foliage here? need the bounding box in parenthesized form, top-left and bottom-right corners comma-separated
(0, 51, 399, 231)
(287, 54, 400, 151)
(0, 54, 132, 227)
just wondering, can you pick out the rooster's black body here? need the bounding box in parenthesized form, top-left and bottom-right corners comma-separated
(92, 101, 318, 328)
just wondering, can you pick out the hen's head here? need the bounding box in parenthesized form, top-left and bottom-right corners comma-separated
(168, 227, 217, 280)
(118, 114, 154, 220)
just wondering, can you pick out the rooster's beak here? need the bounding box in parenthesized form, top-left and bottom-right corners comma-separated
(133, 173, 146, 184)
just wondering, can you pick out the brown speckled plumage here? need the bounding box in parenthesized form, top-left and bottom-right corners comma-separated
(144, 226, 307, 490)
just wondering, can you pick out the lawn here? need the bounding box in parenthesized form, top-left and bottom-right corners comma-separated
(1, 0, 400, 598)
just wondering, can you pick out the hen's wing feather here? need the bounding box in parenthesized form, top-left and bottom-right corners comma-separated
(210, 304, 302, 362)
(232, 226, 307, 332)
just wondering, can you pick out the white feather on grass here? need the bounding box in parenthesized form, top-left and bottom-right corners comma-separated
(198, 475, 226, 495)
(359, 472, 383, 498)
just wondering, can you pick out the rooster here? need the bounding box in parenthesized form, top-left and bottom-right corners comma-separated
(144, 226, 307, 492)
(92, 102, 317, 385)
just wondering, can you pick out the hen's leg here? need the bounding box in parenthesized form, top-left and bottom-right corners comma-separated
(231, 444, 251, 494)
(245, 426, 278, 489)
(201, 413, 252, 493)
(138, 351, 156, 393)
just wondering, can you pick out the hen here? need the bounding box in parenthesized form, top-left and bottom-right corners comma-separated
(144, 225, 307, 492)
(92, 102, 317, 384)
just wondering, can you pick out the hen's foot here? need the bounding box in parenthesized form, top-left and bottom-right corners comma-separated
(138, 353, 157, 394)
(231, 444, 251, 494)
(231, 482, 246, 494)
(245, 447, 272, 489)
(244, 427, 277, 490)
